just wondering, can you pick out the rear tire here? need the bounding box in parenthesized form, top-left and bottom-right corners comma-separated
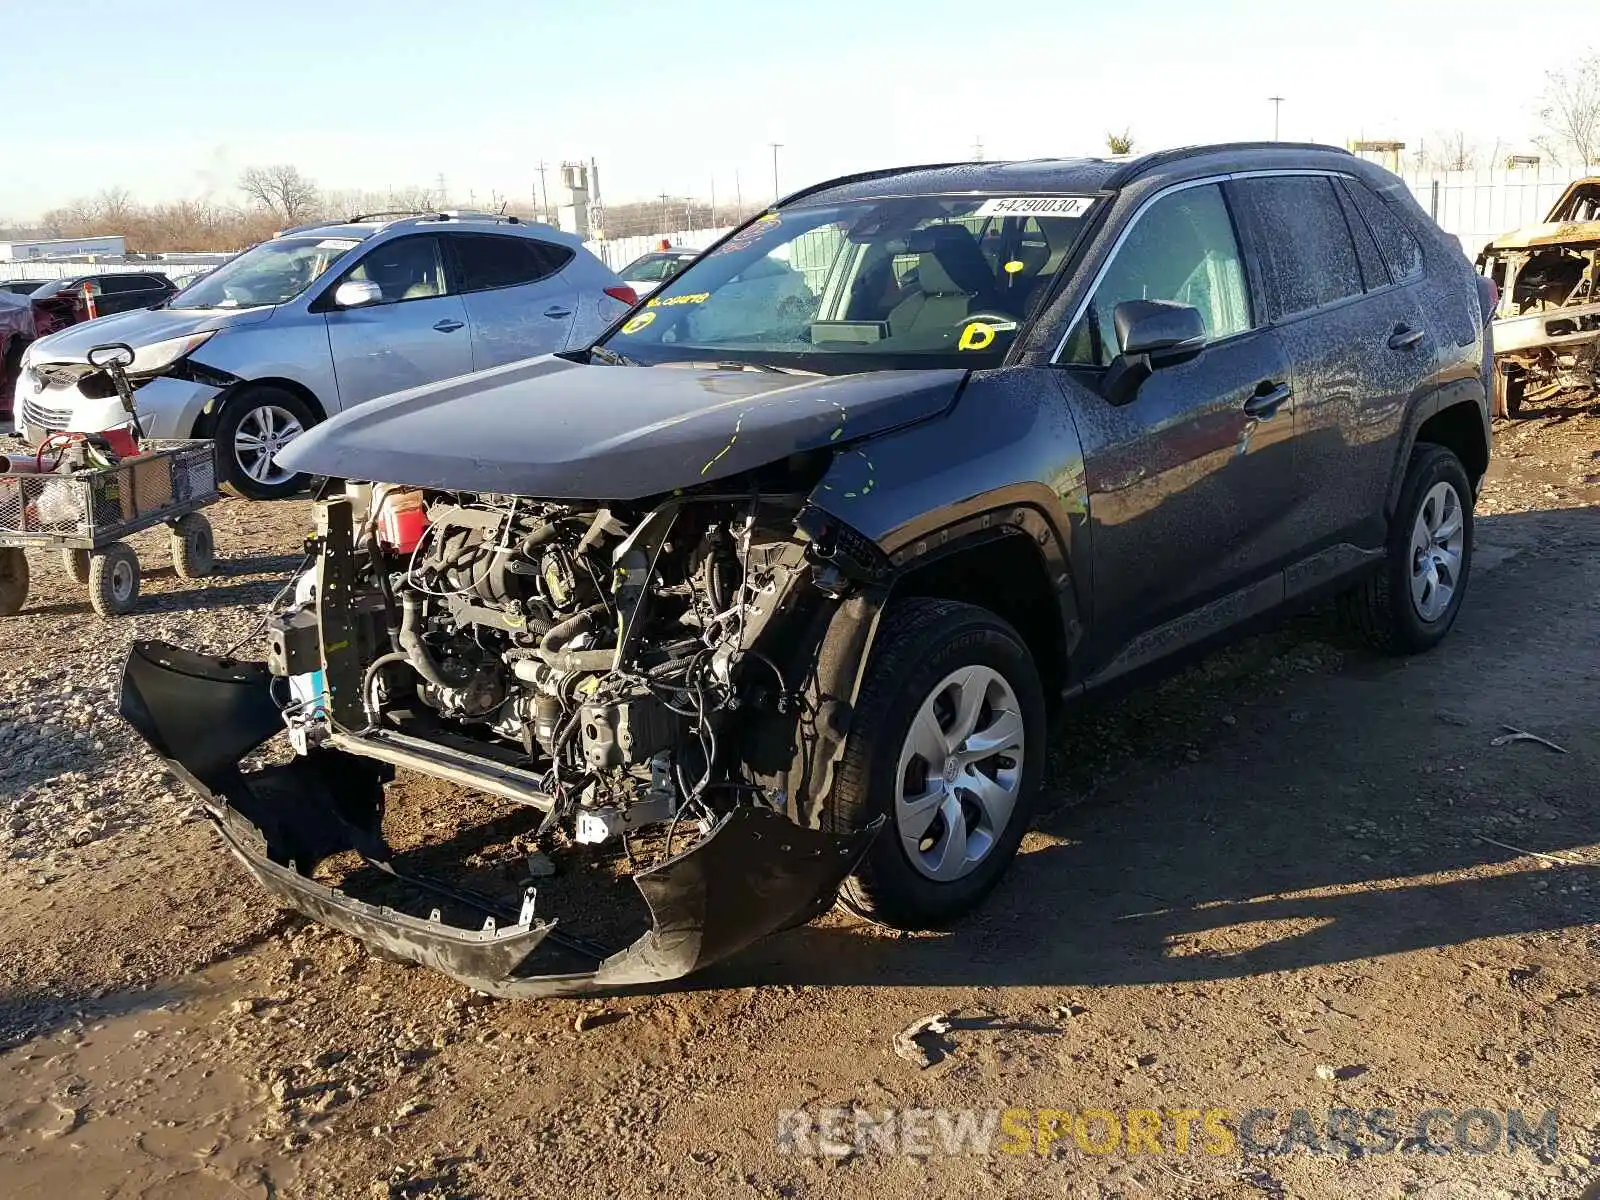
(832, 598, 1046, 929)
(0, 549, 29, 615)
(62, 548, 91, 584)
(89, 542, 140, 617)
(1340, 444, 1472, 655)
(169, 513, 216, 579)
(214, 387, 315, 501)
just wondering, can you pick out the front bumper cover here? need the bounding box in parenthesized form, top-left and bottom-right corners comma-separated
(120, 640, 879, 998)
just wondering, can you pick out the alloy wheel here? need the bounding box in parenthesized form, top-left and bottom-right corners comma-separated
(894, 664, 1026, 882)
(1409, 480, 1465, 622)
(234, 404, 305, 486)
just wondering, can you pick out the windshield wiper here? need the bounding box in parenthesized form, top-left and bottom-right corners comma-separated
(588, 344, 637, 366)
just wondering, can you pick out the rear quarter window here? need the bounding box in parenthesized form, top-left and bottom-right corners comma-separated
(451, 234, 574, 292)
(1340, 178, 1424, 283)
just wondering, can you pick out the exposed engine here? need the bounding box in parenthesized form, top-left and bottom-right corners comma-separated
(270, 483, 817, 849)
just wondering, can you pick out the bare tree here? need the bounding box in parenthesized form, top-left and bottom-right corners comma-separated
(238, 164, 322, 223)
(1439, 130, 1478, 171)
(1105, 129, 1136, 155)
(1537, 51, 1600, 168)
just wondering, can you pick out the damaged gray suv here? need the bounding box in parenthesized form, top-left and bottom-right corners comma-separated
(120, 143, 1493, 997)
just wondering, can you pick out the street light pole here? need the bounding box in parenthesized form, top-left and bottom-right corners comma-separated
(1268, 96, 1285, 141)
(769, 143, 783, 203)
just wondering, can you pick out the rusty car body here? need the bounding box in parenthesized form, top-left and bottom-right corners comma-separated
(1476, 178, 1600, 416)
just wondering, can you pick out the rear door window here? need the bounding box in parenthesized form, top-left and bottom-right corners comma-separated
(1231, 176, 1364, 321)
(1340, 178, 1424, 283)
(450, 233, 573, 293)
(1062, 182, 1253, 365)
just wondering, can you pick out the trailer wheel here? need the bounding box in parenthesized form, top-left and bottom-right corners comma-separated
(61, 549, 91, 583)
(0, 549, 29, 615)
(169, 513, 216, 579)
(1492, 362, 1525, 420)
(89, 542, 140, 617)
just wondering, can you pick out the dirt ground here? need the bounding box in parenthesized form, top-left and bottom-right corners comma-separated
(1, 397, 1599, 1200)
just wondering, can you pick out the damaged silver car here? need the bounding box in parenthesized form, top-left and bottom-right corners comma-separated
(1476, 177, 1600, 417)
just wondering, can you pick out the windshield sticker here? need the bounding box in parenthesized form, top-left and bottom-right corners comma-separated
(620, 311, 656, 334)
(315, 238, 361, 251)
(646, 292, 711, 308)
(712, 213, 782, 255)
(959, 322, 997, 352)
(957, 318, 1019, 351)
(971, 196, 1093, 218)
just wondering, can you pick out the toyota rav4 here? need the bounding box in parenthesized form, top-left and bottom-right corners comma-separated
(120, 143, 1493, 997)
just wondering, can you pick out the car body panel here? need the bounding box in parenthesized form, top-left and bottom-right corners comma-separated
(459, 273, 578, 366)
(326, 294, 475, 408)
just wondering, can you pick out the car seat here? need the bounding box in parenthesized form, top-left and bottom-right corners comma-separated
(886, 225, 1001, 339)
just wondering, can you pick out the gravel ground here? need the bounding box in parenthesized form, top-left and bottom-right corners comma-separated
(0, 398, 1598, 1199)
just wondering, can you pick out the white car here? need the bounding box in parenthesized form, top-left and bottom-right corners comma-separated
(617, 249, 700, 298)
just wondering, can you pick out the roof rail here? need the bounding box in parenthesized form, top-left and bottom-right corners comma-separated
(346, 210, 437, 223)
(774, 161, 974, 209)
(1103, 141, 1352, 188)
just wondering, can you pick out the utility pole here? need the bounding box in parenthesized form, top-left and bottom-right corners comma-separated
(535, 161, 549, 224)
(769, 143, 783, 203)
(972, 136, 985, 161)
(659, 191, 671, 237)
(710, 177, 716, 228)
(735, 169, 742, 217)
(435, 172, 447, 208)
(1268, 96, 1285, 141)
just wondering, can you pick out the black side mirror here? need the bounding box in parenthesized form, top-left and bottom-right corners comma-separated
(1101, 300, 1208, 406)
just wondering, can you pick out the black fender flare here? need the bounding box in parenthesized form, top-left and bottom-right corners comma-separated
(783, 499, 1082, 827)
(1383, 378, 1491, 516)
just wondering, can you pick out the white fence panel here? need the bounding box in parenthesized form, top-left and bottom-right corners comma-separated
(1396, 167, 1584, 257)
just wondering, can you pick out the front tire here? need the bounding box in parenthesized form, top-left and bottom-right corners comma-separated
(89, 542, 140, 616)
(213, 387, 315, 501)
(832, 598, 1046, 929)
(1340, 443, 1473, 654)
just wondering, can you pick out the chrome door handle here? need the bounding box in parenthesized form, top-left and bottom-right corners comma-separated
(433, 318, 464, 332)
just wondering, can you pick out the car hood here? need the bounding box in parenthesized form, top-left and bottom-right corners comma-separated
(30, 304, 273, 362)
(276, 355, 967, 500)
(1482, 217, 1600, 252)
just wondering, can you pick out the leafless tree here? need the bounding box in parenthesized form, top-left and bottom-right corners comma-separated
(238, 164, 322, 223)
(1414, 131, 1478, 172)
(1105, 129, 1136, 155)
(1537, 51, 1600, 168)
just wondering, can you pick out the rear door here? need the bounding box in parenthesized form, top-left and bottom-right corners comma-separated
(446, 232, 580, 368)
(1229, 174, 1435, 556)
(322, 234, 474, 409)
(1054, 181, 1299, 674)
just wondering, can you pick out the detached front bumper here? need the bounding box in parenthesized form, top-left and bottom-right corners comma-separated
(119, 640, 878, 998)
(15, 372, 219, 442)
